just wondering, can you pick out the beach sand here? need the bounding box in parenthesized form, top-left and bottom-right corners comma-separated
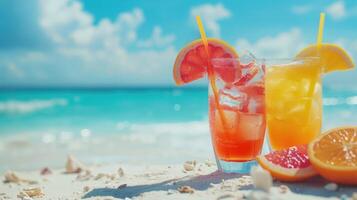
(1, 157, 356, 200)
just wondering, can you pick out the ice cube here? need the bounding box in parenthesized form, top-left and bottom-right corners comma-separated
(238, 113, 265, 140)
(212, 58, 241, 84)
(234, 52, 264, 86)
(219, 86, 247, 108)
(235, 66, 259, 86)
(240, 62, 255, 69)
(239, 51, 257, 65)
(214, 109, 239, 131)
(287, 101, 306, 115)
(248, 98, 257, 113)
(247, 97, 265, 114)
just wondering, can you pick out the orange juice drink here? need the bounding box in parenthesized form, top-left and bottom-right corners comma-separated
(265, 58, 322, 150)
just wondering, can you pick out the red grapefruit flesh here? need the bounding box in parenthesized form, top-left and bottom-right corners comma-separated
(173, 38, 239, 85)
(257, 145, 318, 182)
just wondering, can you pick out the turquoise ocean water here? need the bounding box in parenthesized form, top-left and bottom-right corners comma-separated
(0, 87, 357, 172)
(0, 88, 207, 135)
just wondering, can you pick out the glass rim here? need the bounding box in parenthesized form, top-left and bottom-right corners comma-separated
(211, 56, 320, 62)
(211, 56, 321, 67)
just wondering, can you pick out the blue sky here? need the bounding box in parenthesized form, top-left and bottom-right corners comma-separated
(0, 0, 357, 88)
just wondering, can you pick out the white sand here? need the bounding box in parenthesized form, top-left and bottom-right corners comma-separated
(1, 159, 355, 200)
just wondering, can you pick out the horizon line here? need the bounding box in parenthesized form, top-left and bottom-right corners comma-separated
(0, 85, 207, 90)
(0, 85, 356, 93)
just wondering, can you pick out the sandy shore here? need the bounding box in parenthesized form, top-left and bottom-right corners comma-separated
(1, 157, 356, 200)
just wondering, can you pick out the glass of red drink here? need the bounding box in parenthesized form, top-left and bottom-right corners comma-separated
(210, 55, 266, 173)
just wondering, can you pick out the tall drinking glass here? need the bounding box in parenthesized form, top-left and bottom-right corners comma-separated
(265, 58, 322, 150)
(209, 56, 266, 173)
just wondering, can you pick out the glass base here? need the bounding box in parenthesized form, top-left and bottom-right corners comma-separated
(217, 159, 257, 174)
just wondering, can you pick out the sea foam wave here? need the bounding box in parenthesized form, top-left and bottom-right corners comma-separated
(323, 96, 357, 106)
(115, 121, 210, 145)
(0, 99, 67, 114)
(0, 120, 214, 172)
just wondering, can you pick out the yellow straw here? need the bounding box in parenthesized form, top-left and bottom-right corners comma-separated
(317, 13, 325, 46)
(195, 16, 227, 129)
(306, 13, 325, 123)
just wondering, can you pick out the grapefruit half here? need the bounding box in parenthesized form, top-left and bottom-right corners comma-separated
(257, 145, 317, 182)
(173, 38, 238, 85)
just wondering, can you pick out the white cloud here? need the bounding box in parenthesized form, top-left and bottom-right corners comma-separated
(137, 26, 176, 48)
(335, 38, 357, 52)
(292, 5, 313, 14)
(40, 0, 144, 48)
(293, 1, 357, 20)
(39, 0, 94, 45)
(190, 3, 231, 37)
(326, 1, 346, 20)
(236, 28, 306, 58)
(116, 8, 144, 44)
(22, 52, 47, 62)
(0, 0, 177, 86)
(6, 63, 24, 78)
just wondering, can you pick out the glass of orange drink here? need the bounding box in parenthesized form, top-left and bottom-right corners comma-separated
(209, 55, 266, 173)
(265, 58, 322, 150)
